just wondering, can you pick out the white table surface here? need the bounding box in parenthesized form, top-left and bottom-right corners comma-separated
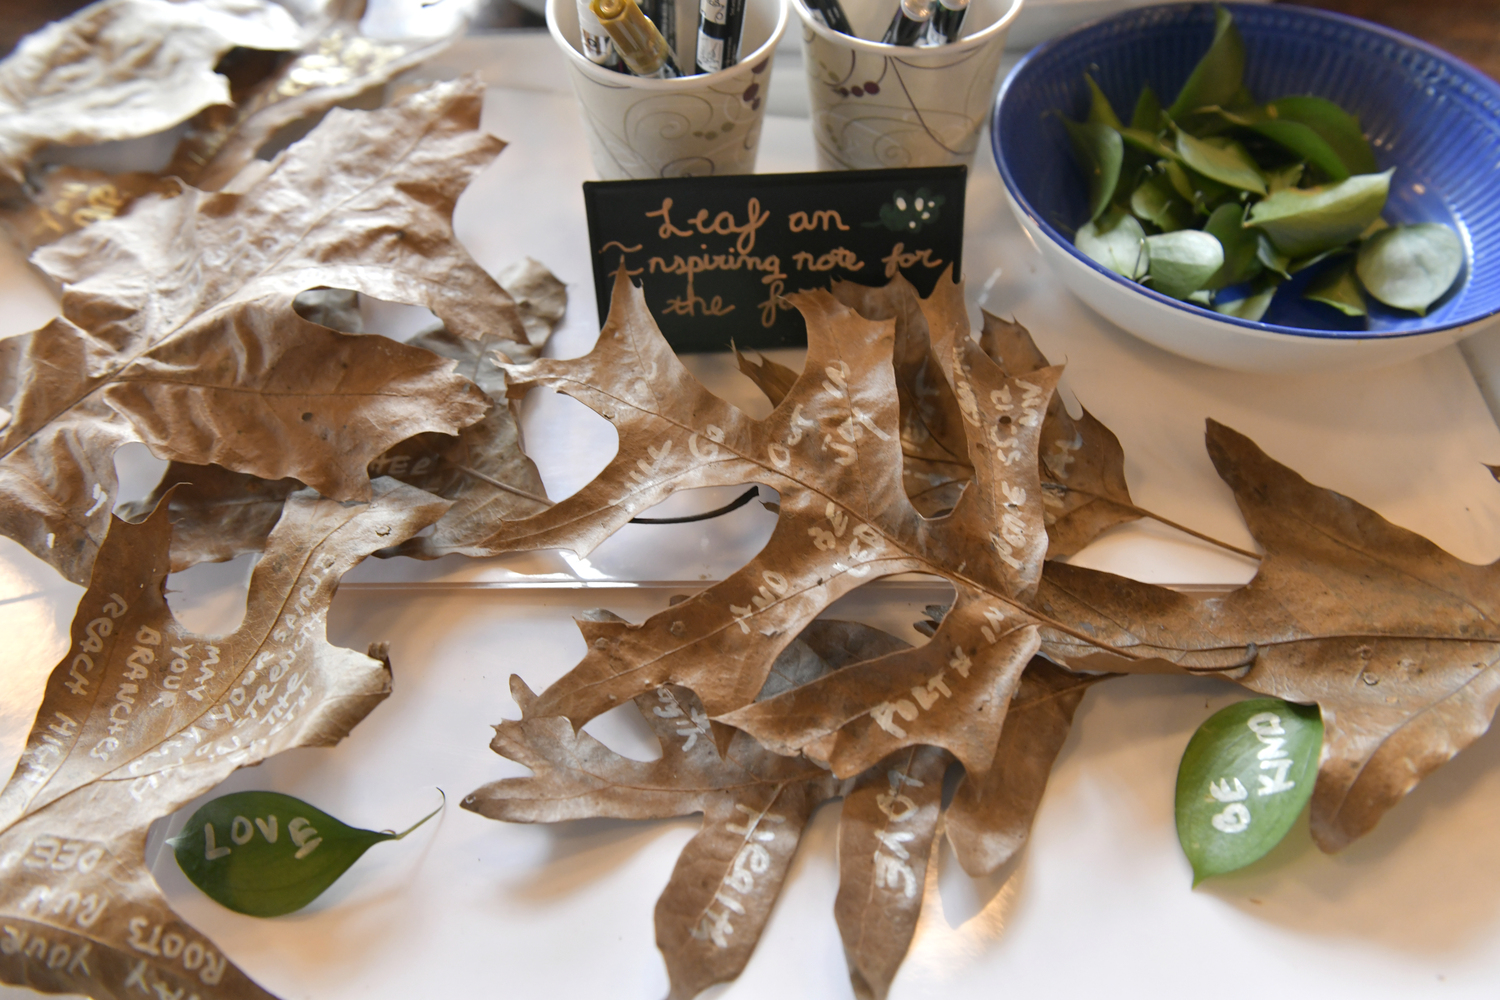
(5, 22, 1500, 1000)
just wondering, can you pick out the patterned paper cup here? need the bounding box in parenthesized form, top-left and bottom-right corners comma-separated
(547, 0, 789, 178)
(793, 0, 1023, 170)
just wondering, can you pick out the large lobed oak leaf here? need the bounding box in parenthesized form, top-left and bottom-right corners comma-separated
(0, 476, 448, 999)
(118, 258, 567, 572)
(0, 78, 518, 585)
(454, 268, 1056, 781)
(467, 618, 956, 1000)
(162, 0, 459, 194)
(1036, 420, 1500, 851)
(0, 0, 304, 189)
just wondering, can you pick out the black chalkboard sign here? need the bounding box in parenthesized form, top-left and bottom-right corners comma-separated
(582, 166, 966, 352)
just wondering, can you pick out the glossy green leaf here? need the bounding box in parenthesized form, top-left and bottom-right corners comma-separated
(1256, 232, 1291, 278)
(1246, 169, 1392, 258)
(1245, 117, 1349, 181)
(1202, 203, 1261, 289)
(1131, 85, 1163, 131)
(1130, 173, 1194, 232)
(1166, 4, 1245, 119)
(1175, 698, 1322, 884)
(171, 790, 441, 917)
(1264, 162, 1304, 193)
(1120, 127, 1175, 160)
(1266, 95, 1377, 175)
(1304, 259, 1367, 316)
(1076, 206, 1147, 279)
(1214, 276, 1281, 321)
(1356, 222, 1464, 315)
(1175, 129, 1266, 194)
(1288, 244, 1351, 275)
(1061, 117, 1125, 222)
(1085, 74, 1124, 129)
(1144, 229, 1223, 298)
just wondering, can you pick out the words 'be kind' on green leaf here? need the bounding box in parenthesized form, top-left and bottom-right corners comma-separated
(1175, 698, 1322, 884)
(171, 790, 441, 917)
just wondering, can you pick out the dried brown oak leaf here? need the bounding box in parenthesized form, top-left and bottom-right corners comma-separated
(0, 0, 304, 189)
(0, 167, 183, 259)
(163, 0, 458, 193)
(1036, 419, 1500, 852)
(0, 78, 513, 586)
(737, 286, 1138, 556)
(0, 476, 448, 1000)
(120, 258, 567, 572)
(978, 312, 1138, 558)
(459, 268, 1055, 781)
(466, 618, 947, 1000)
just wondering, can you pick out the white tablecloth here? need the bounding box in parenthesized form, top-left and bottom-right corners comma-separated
(4, 25, 1500, 1000)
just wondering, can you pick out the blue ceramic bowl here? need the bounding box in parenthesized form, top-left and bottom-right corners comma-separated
(992, 2, 1500, 372)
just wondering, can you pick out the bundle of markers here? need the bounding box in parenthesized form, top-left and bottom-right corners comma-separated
(579, 0, 972, 80)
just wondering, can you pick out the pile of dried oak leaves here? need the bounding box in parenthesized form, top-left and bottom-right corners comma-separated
(1, 2, 1498, 999)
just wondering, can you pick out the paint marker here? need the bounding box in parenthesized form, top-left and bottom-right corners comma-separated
(592, 0, 685, 78)
(880, 0, 936, 46)
(803, 0, 854, 35)
(578, 0, 627, 71)
(695, 0, 746, 73)
(920, 0, 969, 45)
(639, 0, 678, 58)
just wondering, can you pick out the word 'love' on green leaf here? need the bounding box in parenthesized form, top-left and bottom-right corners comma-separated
(171, 790, 442, 917)
(1174, 698, 1322, 884)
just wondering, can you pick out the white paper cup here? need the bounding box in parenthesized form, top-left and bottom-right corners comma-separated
(546, 0, 790, 178)
(791, 0, 1023, 170)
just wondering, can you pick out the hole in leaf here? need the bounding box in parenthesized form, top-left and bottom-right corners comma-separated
(112, 441, 170, 514)
(517, 386, 617, 503)
(580, 699, 664, 763)
(165, 552, 256, 637)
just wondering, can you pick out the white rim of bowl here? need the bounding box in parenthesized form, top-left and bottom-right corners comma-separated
(992, 1, 1500, 343)
(790, 0, 1024, 56)
(546, 0, 791, 89)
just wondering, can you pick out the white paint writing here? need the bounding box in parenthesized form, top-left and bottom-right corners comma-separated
(1207, 711, 1302, 835)
(126, 918, 224, 984)
(653, 689, 711, 752)
(63, 593, 128, 697)
(0, 927, 93, 975)
(871, 768, 925, 899)
(690, 802, 785, 949)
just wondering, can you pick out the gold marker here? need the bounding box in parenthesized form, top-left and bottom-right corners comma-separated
(591, 0, 685, 78)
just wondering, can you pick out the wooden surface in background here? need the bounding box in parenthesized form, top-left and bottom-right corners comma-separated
(1280, 0, 1500, 81)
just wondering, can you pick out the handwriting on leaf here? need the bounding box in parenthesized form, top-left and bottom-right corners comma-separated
(1175, 698, 1321, 884)
(172, 791, 440, 917)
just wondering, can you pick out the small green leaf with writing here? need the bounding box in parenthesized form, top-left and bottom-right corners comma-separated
(1356, 222, 1464, 315)
(171, 791, 442, 916)
(1175, 698, 1322, 884)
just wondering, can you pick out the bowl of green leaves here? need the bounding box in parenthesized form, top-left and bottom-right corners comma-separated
(992, 2, 1500, 372)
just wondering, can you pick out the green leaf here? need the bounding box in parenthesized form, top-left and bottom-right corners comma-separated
(1256, 232, 1291, 278)
(1085, 74, 1124, 129)
(1214, 277, 1281, 321)
(1202, 203, 1261, 289)
(1264, 162, 1304, 193)
(1144, 229, 1224, 298)
(171, 790, 442, 917)
(1131, 85, 1163, 131)
(1235, 114, 1350, 182)
(1120, 127, 1175, 160)
(1175, 129, 1266, 194)
(1075, 206, 1148, 279)
(1061, 117, 1125, 222)
(1175, 698, 1322, 884)
(1355, 222, 1464, 315)
(1166, 4, 1245, 119)
(1130, 173, 1194, 232)
(1304, 259, 1367, 316)
(1246, 169, 1393, 258)
(1266, 95, 1377, 176)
